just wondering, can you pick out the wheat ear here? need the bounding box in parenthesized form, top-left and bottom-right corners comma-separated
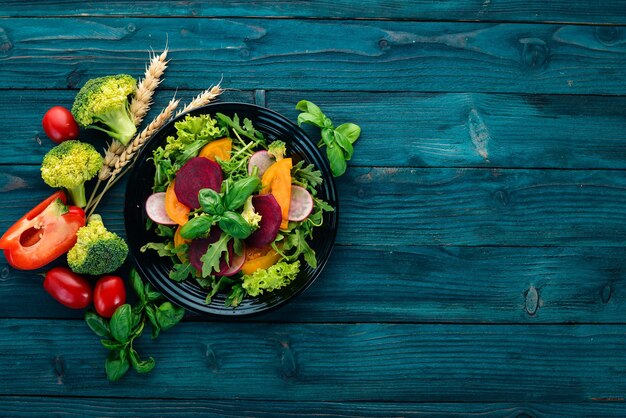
(176, 84, 223, 117)
(130, 48, 169, 126)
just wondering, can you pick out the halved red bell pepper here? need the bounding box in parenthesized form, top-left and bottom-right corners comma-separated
(0, 191, 86, 270)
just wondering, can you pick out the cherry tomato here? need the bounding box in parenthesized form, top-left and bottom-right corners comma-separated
(94, 275, 126, 318)
(43, 267, 92, 309)
(42, 106, 79, 143)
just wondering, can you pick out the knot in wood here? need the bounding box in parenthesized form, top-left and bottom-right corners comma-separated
(601, 283, 612, 304)
(279, 341, 297, 379)
(0, 28, 13, 57)
(0, 266, 9, 280)
(53, 355, 65, 384)
(126, 23, 136, 33)
(66, 69, 84, 89)
(595, 27, 620, 45)
(519, 38, 550, 70)
(524, 286, 539, 316)
(378, 39, 389, 50)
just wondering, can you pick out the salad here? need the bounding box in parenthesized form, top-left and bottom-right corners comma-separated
(141, 112, 333, 307)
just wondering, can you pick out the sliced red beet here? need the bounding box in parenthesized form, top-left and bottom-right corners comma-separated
(246, 194, 282, 248)
(174, 157, 223, 209)
(189, 227, 235, 276)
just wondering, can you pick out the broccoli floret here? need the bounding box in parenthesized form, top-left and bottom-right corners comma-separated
(241, 196, 262, 229)
(267, 140, 286, 161)
(71, 74, 137, 145)
(40, 140, 103, 207)
(67, 214, 128, 275)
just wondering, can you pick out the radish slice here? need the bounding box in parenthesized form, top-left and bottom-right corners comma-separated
(220, 244, 246, 276)
(248, 150, 275, 177)
(288, 185, 314, 221)
(145, 192, 177, 225)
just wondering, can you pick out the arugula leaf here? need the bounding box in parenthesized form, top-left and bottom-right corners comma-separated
(225, 284, 246, 307)
(169, 262, 195, 282)
(200, 233, 230, 277)
(140, 241, 178, 258)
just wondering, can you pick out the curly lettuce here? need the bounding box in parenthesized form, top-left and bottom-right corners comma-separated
(242, 261, 300, 296)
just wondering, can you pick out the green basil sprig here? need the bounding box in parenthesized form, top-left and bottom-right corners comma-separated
(295, 100, 361, 177)
(85, 269, 185, 381)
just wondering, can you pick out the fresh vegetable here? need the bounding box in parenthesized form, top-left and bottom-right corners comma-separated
(199, 137, 232, 161)
(67, 214, 129, 275)
(261, 157, 293, 230)
(288, 185, 314, 221)
(267, 140, 286, 161)
(93, 275, 126, 318)
(43, 267, 92, 309)
(241, 245, 282, 275)
(221, 244, 246, 276)
(0, 191, 85, 270)
(164, 181, 190, 226)
(296, 100, 361, 177)
(242, 260, 300, 296)
(145, 192, 176, 225)
(174, 157, 223, 209)
(42, 106, 80, 143)
(40, 140, 103, 208)
(85, 269, 185, 381)
(248, 150, 275, 177)
(71, 74, 138, 145)
(246, 194, 282, 248)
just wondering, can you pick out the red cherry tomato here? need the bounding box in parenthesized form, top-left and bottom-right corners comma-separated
(94, 275, 126, 318)
(43, 267, 92, 309)
(42, 106, 79, 143)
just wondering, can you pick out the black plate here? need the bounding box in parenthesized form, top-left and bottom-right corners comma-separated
(124, 102, 338, 317)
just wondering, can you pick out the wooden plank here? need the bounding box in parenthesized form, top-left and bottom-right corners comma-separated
(5, 90, 626, 169)
(0, 320, 625, 402)
(2, 245, 626, 324)
(1, 19, 625, 94)
(4, 166, 626, 247)
(2, 1, 626, 25)
(3, 397, 626, 417)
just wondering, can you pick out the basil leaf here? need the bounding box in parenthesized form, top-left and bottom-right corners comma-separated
(233, 237, 244, 256)
(326, 142, 347, 177)
(223, 176, 261, 211)
(297, 112, 324, 128)
(110, 304, 133, 343)
(321, 128, 334, 147)
(105, 355, 130, 381)
(145, 305, 161, 339)
(296, 100, 323, 118)
(130, 349, 156, 374)
(145, 283, 162, 302)
(218, 211, 253, 239)
(335, 122, 361, 144)
(180, 215, 215, 240)
(198, 188, 225, 215)
(169, 262, 195, 282)
(100, 339, 122, 350)
(85, 312, 111, 338)
(131, 304, 143, 328)
(129, 270, 145, 302)
(333, 129, 354, 160)
(156, 302, 185, 331)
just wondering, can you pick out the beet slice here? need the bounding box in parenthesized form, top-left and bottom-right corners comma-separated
(188, 227, 236, 276)
(174, 157, 223, 209)
(246, 194, 282, 248)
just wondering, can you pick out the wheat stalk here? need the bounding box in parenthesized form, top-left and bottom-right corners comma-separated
(87, 97, 181, 217)
(130, 48, 169, 126)
(176, 84, 223, 117)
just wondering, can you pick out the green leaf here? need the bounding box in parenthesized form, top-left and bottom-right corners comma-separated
(326, 142, 347, 177)
(233, 237, 244, 256)
(321, 128, 334, 147)
(100, 339, 122, 350)
(130, 349, 156, 374)
(105, 355, 130, 381)
(156, 302, 185, 331)
(335, 122, 361, 144)
(169, 262, 195, 282)
(296, 100, 323, 118)
(218, 211, 253, 239)
(201, 233, 230, 276)
(145, 305, 161, 339)
(198, 188, 225, 215)
(297, 112, 324, 128)
(223, 175, 261, 211)
(110, 304, 133, 343)
(179, 215, 215, 240)
(85, 312, 111, 338)
(129, 270, 145, 302)
(333, 129, 354, 160)
(140, 241, 178, 257)
(156, 224, 175, 238)
(145, 283, 162, 302)
(131, 304, 143, 328)
(225, 284, 246, 308)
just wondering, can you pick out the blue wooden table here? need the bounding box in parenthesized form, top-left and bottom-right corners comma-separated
(1, 1, 626, 416)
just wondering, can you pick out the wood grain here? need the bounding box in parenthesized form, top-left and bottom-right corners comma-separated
(5, 166, 626, 246)
(1, 320, 625, 402)
(2, 1, 626, 24)
(2, 397, 626, 417)
(4, 90, 626, 169)
(0, 19, 625, 94)
(1, 245, 625, 324)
